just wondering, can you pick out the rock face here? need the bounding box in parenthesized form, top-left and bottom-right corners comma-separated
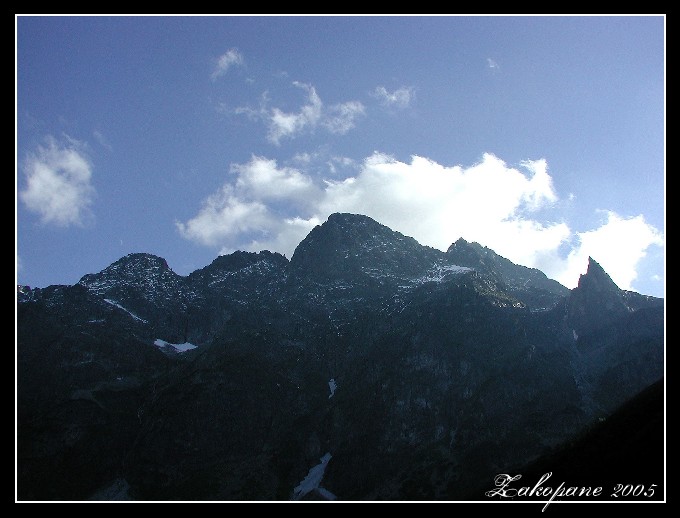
(446, 238, 569, 310)
(566, 257, 664, 414)
(16, 213, 664, 501)
(568, 257, 630, 336)
(289, 213, 444, 284)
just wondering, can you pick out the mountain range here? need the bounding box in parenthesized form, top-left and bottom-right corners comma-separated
(16, 212, 664, 501)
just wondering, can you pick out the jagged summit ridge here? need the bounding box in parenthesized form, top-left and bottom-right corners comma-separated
(22, 213, 637, 314)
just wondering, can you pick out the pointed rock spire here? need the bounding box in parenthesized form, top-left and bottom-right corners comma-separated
(568, 257, 629, 336)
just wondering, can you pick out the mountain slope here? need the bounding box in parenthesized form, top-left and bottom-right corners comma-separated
(446, 238, 569, 309)
(16, 213, 664, 501)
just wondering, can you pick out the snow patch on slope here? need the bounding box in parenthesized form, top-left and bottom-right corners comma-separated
(103, 299, 148, 323)
(154, 339, 198, 353)
(413, 263, 471, 284)
(292, 452, 335, 500)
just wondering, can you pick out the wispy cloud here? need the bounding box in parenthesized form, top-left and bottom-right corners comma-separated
(178, 152, 663, 292)
(322, 101, 365, 134)
(292, 152, 313, 164)
(211, 48, 244, 80)
(19, 135, 95, 227)
(233, 82, 364, 145)
(372, 86, 414, 109)
(93, 130, 112, 151)
(232, 90, 270, 120)
(268, 82, 323, 145)
(290, 151, 357, 175)
(327, 155, 357, 174)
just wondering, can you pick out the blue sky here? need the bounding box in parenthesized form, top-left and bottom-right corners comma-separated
(16, 15, 665, 297)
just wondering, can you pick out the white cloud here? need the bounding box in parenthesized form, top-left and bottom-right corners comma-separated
(175, 185, 270, 247)
(269, 109, 305, 142)
(20, 136, 95, 227)
(177, 157, 322, 251)
(211, 48, 244, 80)
(178, 152, 663, 291)
(232, 156, 320, 204)
(373, 86, 414, 109)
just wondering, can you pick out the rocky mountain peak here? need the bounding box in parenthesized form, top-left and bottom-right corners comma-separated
(568, 256, 630, 336)
(289, 213, 442, 283)
(578, 257, 620, 291)
(77, 252, 185, 312)
(110, 252, 172, 273)
(446, 238, 490, 269)
(78, 253, 174, 286)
